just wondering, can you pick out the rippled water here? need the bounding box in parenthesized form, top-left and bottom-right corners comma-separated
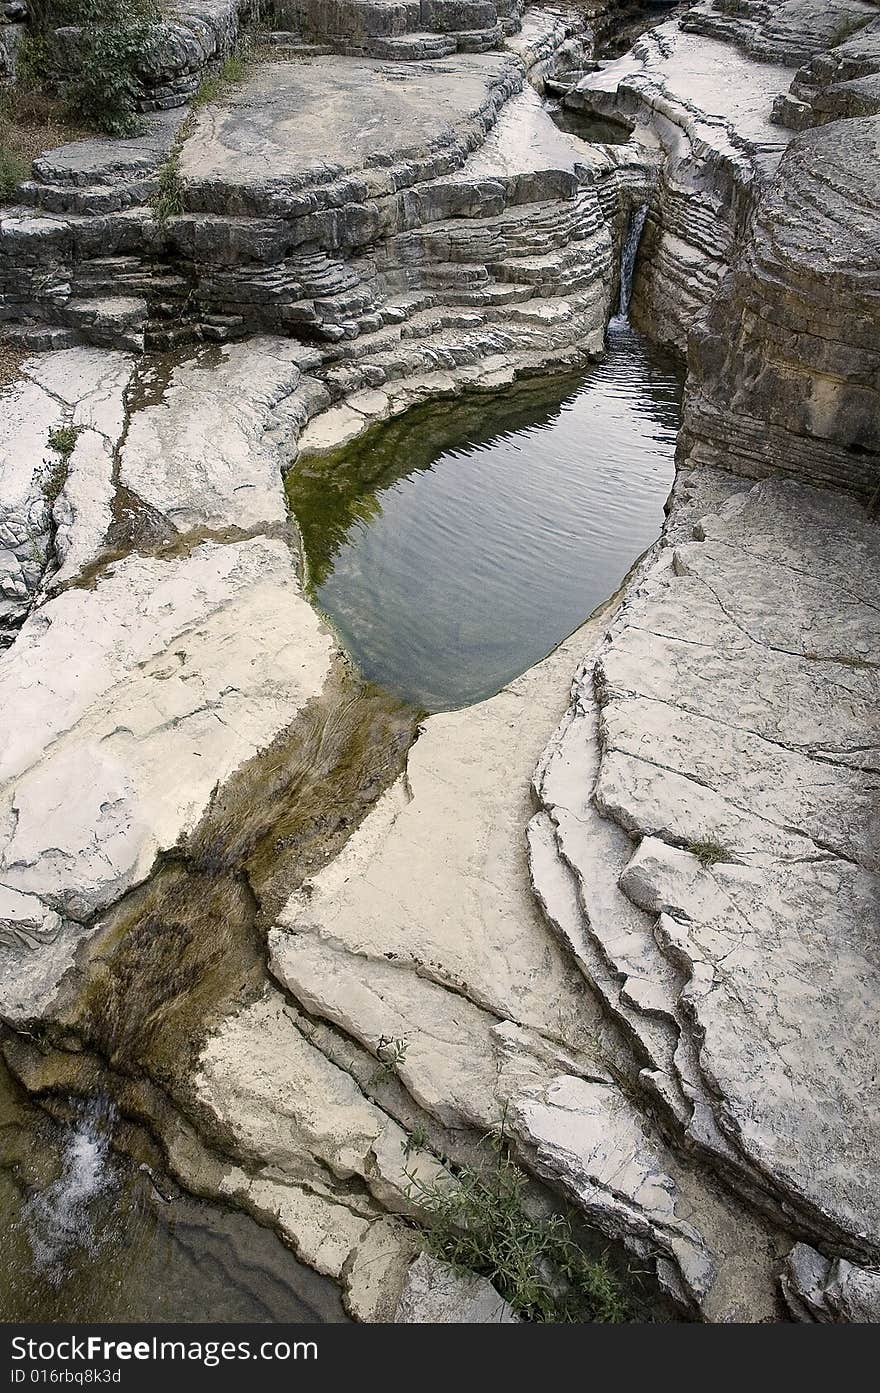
(287, 321, 683, 712)
(0, 1076, 347, 1322)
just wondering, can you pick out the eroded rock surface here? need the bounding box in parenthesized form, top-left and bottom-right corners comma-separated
(559, 15, 796, 350)
(265, 608, 788, 1320)
(395, 1253, 519, 1322)
(681, 113, 880, 496)
(530, 473, 880, 1290)
(1, 0, 878, 1328)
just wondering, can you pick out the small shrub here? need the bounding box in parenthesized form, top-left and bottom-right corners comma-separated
(48, 423, 80, 458)
(0, 148, 29, 201)
(407, 1137, 631, 1323)
(53, 0, 164, 137)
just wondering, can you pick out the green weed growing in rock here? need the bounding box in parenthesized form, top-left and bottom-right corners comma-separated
(152, 145, 185, 225)
(402, 1123, 429, 1157)
(47, 423, 80, 458)
(192, 43, 252, 108)
(0, 148, 29, 201)
(406, 1133, 631, 1323)
(369, 1034, 408, 1087)
(687, 837, 734, 867)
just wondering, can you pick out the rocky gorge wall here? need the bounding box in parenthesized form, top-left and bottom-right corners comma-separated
(0, 0, 878, 1324)
(558, 1, 880, 497)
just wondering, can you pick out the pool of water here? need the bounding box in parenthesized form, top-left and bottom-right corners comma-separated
(286, 321, 683, 712)
(0, 1071, 348, 1322)
(549, 104, 634, 145)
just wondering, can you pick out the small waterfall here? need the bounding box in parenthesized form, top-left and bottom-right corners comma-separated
(24, 1096, 117, 1281)
(618, 203, 649, 319)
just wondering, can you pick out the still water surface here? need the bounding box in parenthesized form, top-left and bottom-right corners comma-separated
(287, 321, 683, 711)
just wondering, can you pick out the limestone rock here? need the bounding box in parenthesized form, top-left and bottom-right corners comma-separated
(0, 537, 334, 1023)
(510, 1072, 717, 1312)
(682, 1, 879, 69)
(394, 1253, 519, 1323)
(0, 375, 64, 640)
(681, 115, 880, 497)
(531, 477, 880, 1262)
(782, 1244, 880, 1322)
(118, 338, 315, 533)
(562, 16, 795, 351)
(0, 347, 133, 637)
(268, 612, 787, 1319)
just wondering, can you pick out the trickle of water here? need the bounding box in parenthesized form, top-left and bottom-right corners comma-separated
(619, 203, 649, 317)
(24, 1096, 116, 1280)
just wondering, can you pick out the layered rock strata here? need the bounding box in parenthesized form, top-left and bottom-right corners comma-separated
(0, 15, 624, 361)
(0, 1, 878, 1326)
(530, 474, 880, 1269)
(559, 5, 880, 494)
(558, 14, 796, 351)
(680, 113, 880, 496)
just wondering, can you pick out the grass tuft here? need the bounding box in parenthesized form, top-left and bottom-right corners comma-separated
(0, 148, 29, 202)
(192, 46, 251, 108)
(687, 838, 734, 867)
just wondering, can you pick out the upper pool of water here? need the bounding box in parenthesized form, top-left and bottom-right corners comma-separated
(286, 322, 683, 713)
(549, 103, 635, 145)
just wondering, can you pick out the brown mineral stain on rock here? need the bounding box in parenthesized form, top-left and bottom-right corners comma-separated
(62, 664, 419, 1089)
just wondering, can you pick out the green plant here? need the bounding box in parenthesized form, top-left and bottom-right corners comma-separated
(402, 1123, 429, 1157)
(406, 1137, 630, 1323)
(0, 148, 29, 201)
(48, 423, 80, 458)
(687, 838, 734, 867)
(192, 46, 251, 108)
(152, 146, 185, 224)
(13, 33, 52, 89)
(369, 1034, 408, 1087)
(53, 0, 164, 137)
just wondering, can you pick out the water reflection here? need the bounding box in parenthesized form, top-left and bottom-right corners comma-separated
(286, 321, 682, 712)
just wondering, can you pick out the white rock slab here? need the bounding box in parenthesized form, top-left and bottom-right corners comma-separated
(118, 338, 315, 532)
(0, 536, 334, 1020)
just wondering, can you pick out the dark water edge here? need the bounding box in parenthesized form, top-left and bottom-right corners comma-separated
(550, 104, 634, 145)
(286, 321, 683, 712)
(0, 1064, 348, 1322)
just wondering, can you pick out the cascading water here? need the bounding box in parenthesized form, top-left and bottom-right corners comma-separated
(0, 1072, 348, 1319)
(618, 203, 649, 318)
(23, 1095, 117, 1281)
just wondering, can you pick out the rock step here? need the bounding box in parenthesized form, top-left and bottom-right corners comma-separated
(347, 31, 458, 59)
(0, 322, 83, 351)
(16, 180, 156, 217)
(263, 41, 337, 58)
(59, 296, 147, 351)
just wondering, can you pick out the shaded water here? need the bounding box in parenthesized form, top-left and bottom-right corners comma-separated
(0, 1073, 347, 1321)
(286, 322, 682, 712)
(549, 104, 634, 145)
